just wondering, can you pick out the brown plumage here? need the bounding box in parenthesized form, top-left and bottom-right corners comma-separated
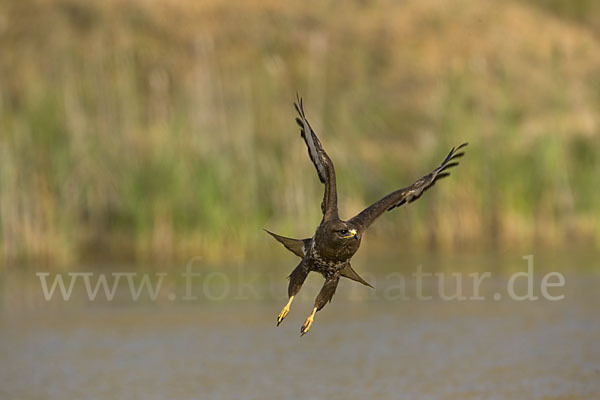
(267, 95, 467, 335)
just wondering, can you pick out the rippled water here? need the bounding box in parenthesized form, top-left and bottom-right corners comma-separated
(1, 255, 599, 399)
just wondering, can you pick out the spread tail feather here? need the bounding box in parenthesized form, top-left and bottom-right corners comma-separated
(341, 264, 373, 288)
(264, 229, 310, 258)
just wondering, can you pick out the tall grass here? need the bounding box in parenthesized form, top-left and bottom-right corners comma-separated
(0, 0, 599, 267)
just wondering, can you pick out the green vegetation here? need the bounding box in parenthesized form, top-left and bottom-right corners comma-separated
(0, 0, 599, 267)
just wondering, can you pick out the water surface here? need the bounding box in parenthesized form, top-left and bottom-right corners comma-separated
(1, 255, 599, 399)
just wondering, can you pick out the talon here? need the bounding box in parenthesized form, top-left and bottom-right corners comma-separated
(300, 317, 313, 336)
(277, 296, 294, 327)
(277, 306, 289, 326)
(300, 307, 317, 336)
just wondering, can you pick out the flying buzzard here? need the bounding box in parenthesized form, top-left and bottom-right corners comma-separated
(267, 96, 467, 335)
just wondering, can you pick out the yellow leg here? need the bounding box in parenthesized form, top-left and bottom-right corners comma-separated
(300, 307, 317, 336)
(277, 296, 295, 326)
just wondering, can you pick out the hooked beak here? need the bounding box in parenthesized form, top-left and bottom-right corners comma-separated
(342, 229, 358, 239)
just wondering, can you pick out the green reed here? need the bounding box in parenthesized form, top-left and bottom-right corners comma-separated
(0, 0, 599, 267)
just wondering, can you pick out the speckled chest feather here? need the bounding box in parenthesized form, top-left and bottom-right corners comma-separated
(308, 244, 346, 279)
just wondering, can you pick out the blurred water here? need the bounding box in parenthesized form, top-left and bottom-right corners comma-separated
(1, 258, 599, 399)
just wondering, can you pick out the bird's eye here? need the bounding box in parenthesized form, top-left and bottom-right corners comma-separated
(340, 229, 349, 236)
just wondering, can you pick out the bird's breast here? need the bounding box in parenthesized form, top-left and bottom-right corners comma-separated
(309, 247, 347, 275)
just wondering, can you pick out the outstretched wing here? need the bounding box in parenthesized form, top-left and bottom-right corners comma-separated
(349, 143, 468, 231)
(295, 95, 339, 221)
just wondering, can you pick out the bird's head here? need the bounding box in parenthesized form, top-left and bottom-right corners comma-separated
(315, 220, 361, 261)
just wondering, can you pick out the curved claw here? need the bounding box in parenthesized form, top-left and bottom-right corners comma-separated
(276, 296, 294, 327)
(277, 306, 289, 326)
(300, 307, 317, 336)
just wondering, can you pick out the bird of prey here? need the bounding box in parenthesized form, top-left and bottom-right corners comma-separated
(267, 96, 467, 336)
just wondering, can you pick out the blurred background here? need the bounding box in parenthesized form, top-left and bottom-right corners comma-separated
(1, 1, 600, 399)
(1, 0, 600, 267)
